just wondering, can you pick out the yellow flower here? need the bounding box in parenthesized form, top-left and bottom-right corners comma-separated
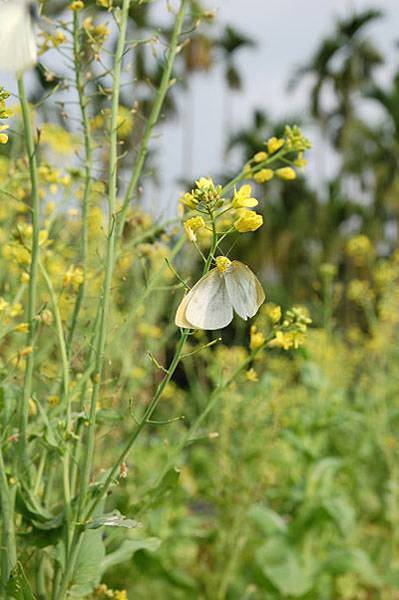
(9, 303, 23, 317)
(346, 235, 373, 266)
(14, 322, 29, 333)
(263, 302, 281, 323)
(70, 0, 84, 10)
(233, 184, 258, 208)
(0, 297, 9, 311)
(179, 192, 197, 210)
(254, 168, 274, 183)
(234, 209, 263, 233)
(269, 330, 305, 350)
(267, 137, 284, 154)
(0, 125, 9, 144)
(114, 591, 128, 600)
(250, 325, 265, 350)
(276, 167, 297, 180)
(245, 368, 258, 382)
(117, 106, 134, 139)
(47, 395, 60, 407)
(184, 216, 205, 242)
(63, 266, 84, 289)
(253, 151, 268, 163)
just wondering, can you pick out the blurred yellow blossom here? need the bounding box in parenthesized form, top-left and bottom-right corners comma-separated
(254, 168, 274, 183)
(250, 325, 265, 351)
(276, 167, 297, 180)
(245, 368, 258, 382)
(253, 151, 268, 163)
(184, 216, 205, 242)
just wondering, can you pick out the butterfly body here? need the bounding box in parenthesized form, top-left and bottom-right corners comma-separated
(175, 259, 265, 330)
(0, 0, 38, 73)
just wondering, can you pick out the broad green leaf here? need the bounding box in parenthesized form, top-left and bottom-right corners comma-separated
(306, 457, 342, 498)
(6, 562, 36, 600)
(69, 529, 105, 598)
(248, 504, 288, 537)
(323, 548, 382, 587)
(102, 537, 161, 572)
(16, 485, 56, 524)
(322, 496, 355, 535)
(256, 537, 313, 597)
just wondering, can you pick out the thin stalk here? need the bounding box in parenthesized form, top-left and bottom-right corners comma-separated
(0, 448, 16, 592)
(39, 260, 73, 555)
(17, 77, 40, 473)
(75, 0, 130, 519)
(117, 0, 187, 235)
(55, 3, 132, 598)
(67, 11, 94, 355)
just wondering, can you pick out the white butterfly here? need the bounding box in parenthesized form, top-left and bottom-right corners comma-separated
(175, 256, 265, 330)
(0, 0, 38, 73)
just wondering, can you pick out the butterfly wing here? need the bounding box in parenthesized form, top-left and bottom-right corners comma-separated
(175, 268, 233, 330)
(225, 261, 265, 320)
(0, 2, 37, 73)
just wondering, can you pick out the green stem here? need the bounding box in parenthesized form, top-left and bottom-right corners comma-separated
(0, 448, 16, 592)
(55, 4, 132, 598)
(17, 76, 40, 475)
(117, 0, 187, 235)
(39, 260, 73, 557)
(67, 11, 93, 356)
(76, 0, 130, 519)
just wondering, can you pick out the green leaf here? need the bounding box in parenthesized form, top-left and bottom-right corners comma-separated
(102, 537, 161, 572)
(16, 485, 57, 524)
(6, 562, 36, 600)
(323, 548, 382, 587)
(306, 458, 342, 498)
(256, 537, 313, 597)
(69, 529, 105, 598)
(85, 510, 138, 530)
(322, 496, 355, 535)
(248, 504, 288, 537)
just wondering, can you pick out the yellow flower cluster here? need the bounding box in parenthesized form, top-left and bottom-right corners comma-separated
(70, 0, 84, 10)
(0, 87, 11, 144)
(250, 325, 266, 351)
(244, 125, 311, 184)
(63, 265, 84, 290)
(268, 306, 311, 350)
(346, 234, 374, 266)
(38, 30, 66, 55)
(83, 17, 111, 48)
(92, 584, 128, 599)
(180, 177, 222, 210)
